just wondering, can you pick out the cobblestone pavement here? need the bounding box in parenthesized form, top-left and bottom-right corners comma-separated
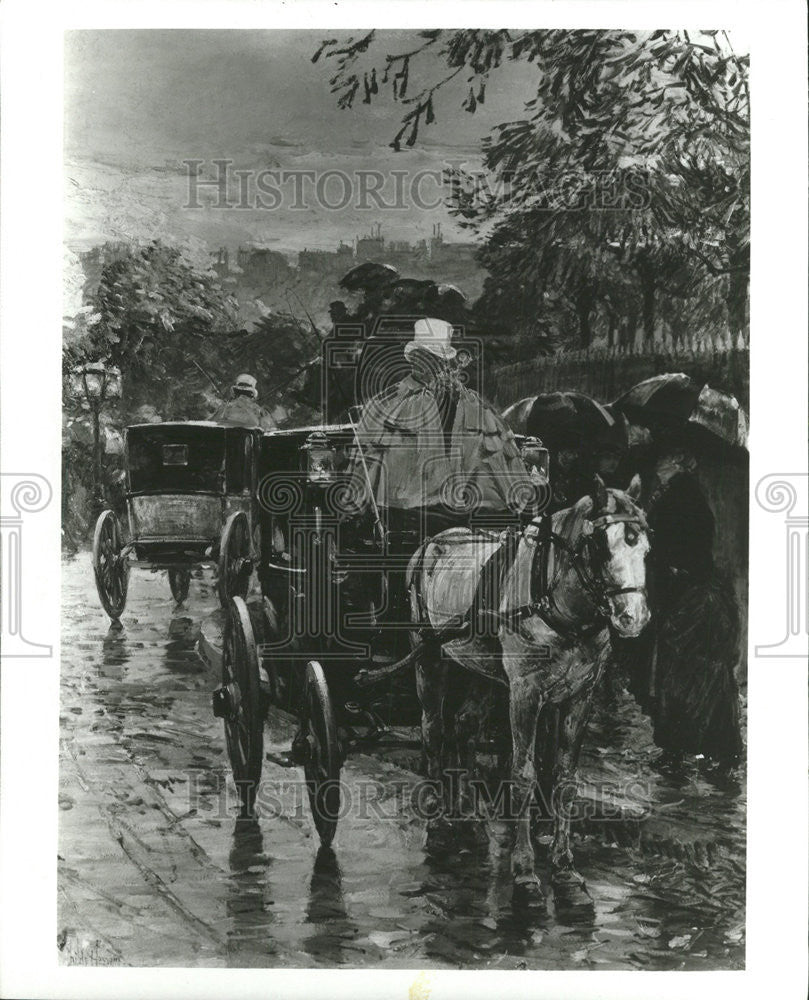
(59, 554, 745, 969)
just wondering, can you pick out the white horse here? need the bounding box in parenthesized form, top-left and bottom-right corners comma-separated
(408, 474, 651, 906)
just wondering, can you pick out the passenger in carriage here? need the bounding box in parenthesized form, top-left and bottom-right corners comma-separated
(209, 373, 277, 431)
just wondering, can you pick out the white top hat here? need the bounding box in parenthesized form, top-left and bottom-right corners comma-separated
(404, 318, 456, 361)
(233, 373, 258, 398)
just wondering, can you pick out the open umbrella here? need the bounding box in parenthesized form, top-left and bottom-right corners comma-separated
(607, 409, 653, 451)
(612, 373, 702, 427)
(527, 391, 623, 450)
(339, 262, 399, 291)
(614, 374, 748, 451)
(386, 277, 435, 305)
(501, 396, 537, 435)
(687, 385, 748, 449)
(435, 283, 467, 302)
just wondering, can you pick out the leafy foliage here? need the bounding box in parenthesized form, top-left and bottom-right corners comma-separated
(67, 241, 240, 417)
(221, 311, 323, 424)
(317, 30, 749, 348)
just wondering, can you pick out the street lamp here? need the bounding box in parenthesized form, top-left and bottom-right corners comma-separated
(69, 360, 122, 510)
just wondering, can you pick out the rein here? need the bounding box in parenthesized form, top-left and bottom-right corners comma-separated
(502, 508, 650, 640)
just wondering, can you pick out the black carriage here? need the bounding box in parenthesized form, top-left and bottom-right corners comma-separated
(213, 421, 548, 843)
(92, 421, 262, 620)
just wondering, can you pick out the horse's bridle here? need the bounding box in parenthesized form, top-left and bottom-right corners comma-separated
(502, 508, 651, 638)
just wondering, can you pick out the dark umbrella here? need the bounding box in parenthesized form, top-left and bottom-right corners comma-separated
(429, 283, 469, 322)
(386, 277, 435, 306)
(527, 391, 621, 450)
(612, 373, 702, 427)
(339, 262, 399, 291)
(614, 375, 748, 451)
(435, 282, 467, 303)
(611, 411, 653, 451)
(389, 277, 433, 294)
(501, 396, 537, 435)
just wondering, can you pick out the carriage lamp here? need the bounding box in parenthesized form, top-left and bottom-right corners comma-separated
(520, 436, 550, 481)
(302, 431, 336, 484)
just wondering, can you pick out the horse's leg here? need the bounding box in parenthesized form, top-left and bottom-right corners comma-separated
(452, 679, 487, 832)
(508, 677, 545, 902)
(534, 704, 560, 819)
(415, 651, 447, 825)
(549, 687, 596, 902)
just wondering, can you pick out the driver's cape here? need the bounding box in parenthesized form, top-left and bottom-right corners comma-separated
(209, 395, 277, 431)
(348, 371, 531, 512)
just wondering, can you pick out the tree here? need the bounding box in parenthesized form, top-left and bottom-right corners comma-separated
(317, 30, 749, 347)
(222, 311, 324, 424)
(68, 240, 240, 418)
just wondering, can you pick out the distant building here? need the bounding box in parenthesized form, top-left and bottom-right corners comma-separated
(298, 242, 353, 274)
(234, 246, 292, 287)
(355, 222, 385, 261)
(212, 247, 229, 279)
(194, 225, 486, 330)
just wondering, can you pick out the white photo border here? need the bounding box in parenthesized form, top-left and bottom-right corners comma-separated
(0, 1, 806, 998)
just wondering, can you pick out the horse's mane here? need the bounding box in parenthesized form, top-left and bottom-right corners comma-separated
(555, 486, 643, 536)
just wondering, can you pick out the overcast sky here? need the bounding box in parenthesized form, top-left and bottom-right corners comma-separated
(64, 30, 537, 255)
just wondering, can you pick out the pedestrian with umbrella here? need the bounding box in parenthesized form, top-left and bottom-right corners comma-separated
(611, 374, 747, 766)
(526, 391, 626, 509)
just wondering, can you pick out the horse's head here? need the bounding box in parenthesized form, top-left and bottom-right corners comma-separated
(580, 474, 652, 638)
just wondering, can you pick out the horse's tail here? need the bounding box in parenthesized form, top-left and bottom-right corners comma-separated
(405, 541, 426, 596)
(406, 541, 427, 629)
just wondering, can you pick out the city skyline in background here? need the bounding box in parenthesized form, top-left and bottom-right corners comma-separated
(64, 30, 536, 256)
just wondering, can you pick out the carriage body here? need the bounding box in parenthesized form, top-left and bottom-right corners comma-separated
(257, 420, 431, 689)
(125, 421, 261, 564)
(92, 421, 263, 619)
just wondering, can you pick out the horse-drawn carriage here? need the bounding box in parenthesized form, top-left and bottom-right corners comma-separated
(213, 418, 441, 845)
(91, 408, 652, 900)
(212, 417, 653, 909)
(92, 421, 262, 619)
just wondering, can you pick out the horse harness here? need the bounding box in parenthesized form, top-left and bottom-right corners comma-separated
(410, 506, 650, 650)
(483, 509, 651, 641)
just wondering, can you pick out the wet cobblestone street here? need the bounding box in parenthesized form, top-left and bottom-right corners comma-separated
(59, 553, 745, 969)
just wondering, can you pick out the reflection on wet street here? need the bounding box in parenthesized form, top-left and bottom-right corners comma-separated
(59, 554, 745, 969)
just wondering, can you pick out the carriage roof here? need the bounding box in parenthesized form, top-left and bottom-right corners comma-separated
(126, 420, 263, 432)
(261, 422, 353, 439)
(264, 424, 353, 437)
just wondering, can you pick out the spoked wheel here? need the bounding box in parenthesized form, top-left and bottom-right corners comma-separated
(218, 511, 253, 608)
(168, 568, 191, 604)
(300, 661, 342, 847)
(92, 509, 129, 620)
(220, 597, 264, 815)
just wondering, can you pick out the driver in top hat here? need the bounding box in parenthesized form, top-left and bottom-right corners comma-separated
(209, 373, 277, 431)
(346, 318, 533, 532)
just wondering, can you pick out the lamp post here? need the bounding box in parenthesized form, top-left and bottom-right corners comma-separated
(69, 361, 122, 512)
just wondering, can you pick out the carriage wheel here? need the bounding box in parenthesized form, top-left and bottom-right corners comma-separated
(92, 509, 129, 620)
(221, 597, 264, 815)
(168, 568, 191, 604)
(301, 661, 342, 847)
(218, 511, 253, 607)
